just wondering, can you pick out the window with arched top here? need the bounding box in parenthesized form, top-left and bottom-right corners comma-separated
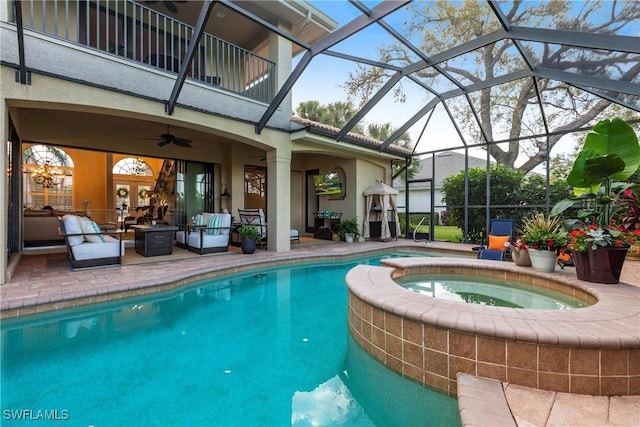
(112, 158, 153, 176)
(22, 145, 74, 210)
(113, 158, 155, 212)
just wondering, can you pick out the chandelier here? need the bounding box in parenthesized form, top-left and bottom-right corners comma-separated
(32, 162, 64, 188)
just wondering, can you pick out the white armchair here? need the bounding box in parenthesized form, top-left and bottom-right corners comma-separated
(176, 212, 232, 254)
(59, 215, 124, 269)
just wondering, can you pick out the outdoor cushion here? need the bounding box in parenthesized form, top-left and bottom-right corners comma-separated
(70, 235, 123, 261)
(79, 217, 105, 243)
(206, 214, 222, 235)
(61, 214, 85, 246)
(488, 235, 510, 250)
(187, 232, 229, 249)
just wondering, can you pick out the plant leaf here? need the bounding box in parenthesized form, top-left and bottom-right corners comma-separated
(583, 118, 640, 181)
(550, 198, 578, 216)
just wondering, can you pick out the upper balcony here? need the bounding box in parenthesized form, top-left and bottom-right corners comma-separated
(3, 1, 335, 128)
(15, 0, 277, 101)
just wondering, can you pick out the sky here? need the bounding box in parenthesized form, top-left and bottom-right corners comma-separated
(290, 1, 506, 160)
(288, 0, 636, 166)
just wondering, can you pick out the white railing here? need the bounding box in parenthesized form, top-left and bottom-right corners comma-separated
(15, 0, 276, 102)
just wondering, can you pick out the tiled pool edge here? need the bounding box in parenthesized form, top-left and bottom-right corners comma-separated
(1, 243, 472, 319)
(345, 258, 640, 397)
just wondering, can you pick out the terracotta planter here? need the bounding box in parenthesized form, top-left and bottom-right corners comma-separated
(511, 248, 531, 266)
(528, 249, 557, 272)
(572, 246, 629, 284)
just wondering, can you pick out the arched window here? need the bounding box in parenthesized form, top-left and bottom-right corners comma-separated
(23, 145, 74, 210)
(112, 158, 153, 176)
(113, 158, 155, 210)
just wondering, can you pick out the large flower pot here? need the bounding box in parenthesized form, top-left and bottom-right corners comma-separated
(511, 248, 531, 266)
(528, 249, 557, 272)
(572, 246, 629, 284)
(241, 238, 256, 254)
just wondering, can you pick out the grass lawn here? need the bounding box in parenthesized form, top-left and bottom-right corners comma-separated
(414, 225, 461, 242)
(434, 225, 461, 241)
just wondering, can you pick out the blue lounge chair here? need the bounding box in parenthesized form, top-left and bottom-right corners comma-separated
(478, 219, 515, 261)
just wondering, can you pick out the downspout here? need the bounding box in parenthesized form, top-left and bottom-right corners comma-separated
(13, 0, 29, 84)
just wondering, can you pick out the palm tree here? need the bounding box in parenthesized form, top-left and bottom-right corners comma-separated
(366, 123, 420, 181)
(295, 100, 323, 122)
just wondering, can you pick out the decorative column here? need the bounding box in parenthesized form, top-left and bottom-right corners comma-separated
(265, 147, 292, 252)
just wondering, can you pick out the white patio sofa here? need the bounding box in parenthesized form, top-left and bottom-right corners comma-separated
(176, 212, 232, 254)
(59, 214, 124, 269)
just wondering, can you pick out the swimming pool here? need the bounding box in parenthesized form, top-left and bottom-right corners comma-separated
(394, 273, 589, 309)
(1, 253, 461, 426)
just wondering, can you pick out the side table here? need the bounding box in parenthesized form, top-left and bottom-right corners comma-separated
(131, 225, 179, 257)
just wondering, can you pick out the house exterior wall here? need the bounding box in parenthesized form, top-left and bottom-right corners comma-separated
(0, 25, 292, 129)
(0, 3, 402, 283)
(394, 152, 488, 221)
(396, 188, 446, 217)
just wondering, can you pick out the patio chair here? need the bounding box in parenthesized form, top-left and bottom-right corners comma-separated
(477, 219, 515, 261)
(59, 215, 124, 269)
(186, 213, 232, 255)
(237, 208, 299, 248)
(557, 249, 574, 269)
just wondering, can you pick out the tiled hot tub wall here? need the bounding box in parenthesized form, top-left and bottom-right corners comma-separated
(345, 259, 640, 398)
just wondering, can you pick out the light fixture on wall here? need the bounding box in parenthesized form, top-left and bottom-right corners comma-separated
(221, 184, 231, 197)
(31, 161, 64, 188)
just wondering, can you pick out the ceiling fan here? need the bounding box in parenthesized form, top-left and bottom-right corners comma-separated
(141, 125, 192, 148)
(144, 1, 187, 14)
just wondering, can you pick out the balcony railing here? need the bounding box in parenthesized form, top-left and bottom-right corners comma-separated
(14, 0, 276, 103)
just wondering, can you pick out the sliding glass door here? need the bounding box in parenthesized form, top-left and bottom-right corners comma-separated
(174, 161, 214, 229)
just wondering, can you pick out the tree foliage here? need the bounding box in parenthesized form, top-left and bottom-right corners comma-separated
(441, 164, 572, 243)
(342, 1, 640, 173)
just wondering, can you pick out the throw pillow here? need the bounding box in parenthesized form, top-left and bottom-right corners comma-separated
(194, 214, 203, 226)
(61, 215, 85, 246)
(80, 217, 105, 243)
(488, 235, 509, 250)
(207, 214, 221, 235)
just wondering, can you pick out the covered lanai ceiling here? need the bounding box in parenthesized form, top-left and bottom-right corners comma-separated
(256, 0, 639, 170)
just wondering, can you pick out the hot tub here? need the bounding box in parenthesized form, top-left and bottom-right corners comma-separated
(345, 257, 640, 397)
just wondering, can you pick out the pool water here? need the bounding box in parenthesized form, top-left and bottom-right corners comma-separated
(1, 253, 461, 426)
(395, 274, 589, 309)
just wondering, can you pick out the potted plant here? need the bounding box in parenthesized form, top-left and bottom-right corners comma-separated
(551, 117, 640, 283)
(336, 217, 361, 243)
(238, 225, 261, 254)
(505, 238, 531, 266)
(520, 213, 568, 272)
(616, 188, 640, 260)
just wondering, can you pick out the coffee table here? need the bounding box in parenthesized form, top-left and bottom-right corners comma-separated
(131, 225, 179, 257)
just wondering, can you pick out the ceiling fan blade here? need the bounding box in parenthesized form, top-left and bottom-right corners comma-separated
(157, 139, 171, 147)
(173, 137, 192, 148)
